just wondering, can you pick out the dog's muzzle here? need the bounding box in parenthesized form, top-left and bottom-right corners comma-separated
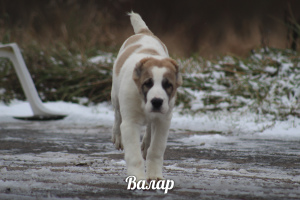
(151, 98, 163, 112)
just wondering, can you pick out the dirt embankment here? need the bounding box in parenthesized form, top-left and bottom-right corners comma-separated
(1, 0, 299, 57)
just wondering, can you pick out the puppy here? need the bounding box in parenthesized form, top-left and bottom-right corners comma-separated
(111, 12, 182, 181)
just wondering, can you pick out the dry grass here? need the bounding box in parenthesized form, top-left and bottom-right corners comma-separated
(1, 1, 299, 57)
(0, 1, 118, 56)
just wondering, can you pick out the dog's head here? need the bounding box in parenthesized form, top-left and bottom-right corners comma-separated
(133, 57, 182, 115)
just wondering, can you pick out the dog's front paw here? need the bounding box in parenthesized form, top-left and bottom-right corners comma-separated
(112, 134, 123, 150)
(146, 166, 164, 182)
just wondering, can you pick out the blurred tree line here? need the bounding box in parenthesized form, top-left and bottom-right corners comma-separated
(0, 0, 299, 57)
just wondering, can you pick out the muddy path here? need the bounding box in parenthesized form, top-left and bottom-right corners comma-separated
(0, 122, 299, 199)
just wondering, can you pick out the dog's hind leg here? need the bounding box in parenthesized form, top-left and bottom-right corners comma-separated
(141, 122, 151, 160)
(112, 96, 123, 150)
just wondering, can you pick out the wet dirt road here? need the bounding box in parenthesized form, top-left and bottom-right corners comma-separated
(0, 121, 300, 199)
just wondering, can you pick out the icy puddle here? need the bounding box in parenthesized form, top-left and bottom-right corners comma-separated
(0, 124, 300, 199)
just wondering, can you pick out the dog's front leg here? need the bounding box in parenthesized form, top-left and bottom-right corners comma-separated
(141, 123, 151, 160)
(121, 120, 146, 180)
(146, 118, 171, 180)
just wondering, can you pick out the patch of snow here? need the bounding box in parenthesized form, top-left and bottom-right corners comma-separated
(264, 66, 277, 74)
(0, 88, 5, 94)
(0, 100, 114, 127)
(178, 134, 232, 147)
(255, 116, 300, 140)
(89, 52, 114, 64)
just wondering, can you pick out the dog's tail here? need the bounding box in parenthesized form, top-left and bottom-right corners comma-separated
(128, 11, 150, 34)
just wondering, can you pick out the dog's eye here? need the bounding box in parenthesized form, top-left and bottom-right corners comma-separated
(143, 79, 153, 88)
(162, 79, 173, 89)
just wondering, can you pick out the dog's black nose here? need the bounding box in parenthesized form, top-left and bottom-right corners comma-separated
(151, 98, 163, 109)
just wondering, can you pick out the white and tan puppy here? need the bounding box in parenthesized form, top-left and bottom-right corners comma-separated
(111, 12, 182, 181)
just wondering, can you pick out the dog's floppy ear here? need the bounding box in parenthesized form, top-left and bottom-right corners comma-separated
(166, 58, 183, 87)
(133, 57, 151, 81)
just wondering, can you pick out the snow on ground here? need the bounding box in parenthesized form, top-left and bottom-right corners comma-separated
(0, 100, 114, 127)
(0, 99, 299, 140)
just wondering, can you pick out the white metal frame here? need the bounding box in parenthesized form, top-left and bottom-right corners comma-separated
(0, 43, 66, 120)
